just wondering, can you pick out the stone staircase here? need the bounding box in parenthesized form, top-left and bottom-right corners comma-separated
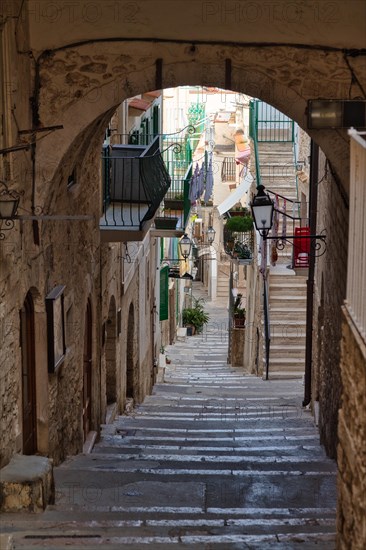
(257, 142, 308, 378)
(216, 263, 230, 299)
(267, 271, 307, 378)
(258, 142, 298, 200)
(1, 298, 336, 548)
(259, 142, 300, 266)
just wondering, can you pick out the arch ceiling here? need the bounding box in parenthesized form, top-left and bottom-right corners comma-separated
(23, 0, 365, 197)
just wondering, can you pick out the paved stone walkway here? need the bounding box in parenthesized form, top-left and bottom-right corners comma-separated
(1, 287, 337, 548)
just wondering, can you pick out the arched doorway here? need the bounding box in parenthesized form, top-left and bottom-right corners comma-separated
(105, 297, 117, 405)
(126, 303, 136, 400)
(20, 291, 37, 455)
(82, 299, 92, 439)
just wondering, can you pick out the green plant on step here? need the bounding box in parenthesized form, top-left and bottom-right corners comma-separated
(182, 297, 210, 334)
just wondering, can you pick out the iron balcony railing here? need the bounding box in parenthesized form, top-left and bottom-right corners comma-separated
(249, 99, 295, 143)
(101, 137, 171, 230)
(223, 228, 255, 263)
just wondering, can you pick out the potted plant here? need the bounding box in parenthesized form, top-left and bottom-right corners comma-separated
(182, 297, 210, 334)
(229, 205, 251, 217)
(233, 293, 246, 328)
(232, 241, 252, 261)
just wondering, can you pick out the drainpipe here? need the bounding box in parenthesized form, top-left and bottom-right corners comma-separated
(303, 140, 319, 407)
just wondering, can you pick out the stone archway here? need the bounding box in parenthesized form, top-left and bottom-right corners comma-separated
(105, 296, 117, 406)
(34, 38, 366, 202)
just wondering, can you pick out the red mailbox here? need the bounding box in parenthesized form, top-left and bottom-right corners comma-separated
(293, 227, 310, 268)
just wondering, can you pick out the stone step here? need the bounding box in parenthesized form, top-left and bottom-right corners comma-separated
(269, 308, 307, 321)
(269, 345, 305, 359)
(267, 357, 305, 370)
(9, 516, 337, 549)
(269, 286, 307, 297)
(269, 294, 306, 310)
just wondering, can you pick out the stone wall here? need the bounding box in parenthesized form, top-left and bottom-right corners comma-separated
(0, 13, 160, 466)
(313, 148, 349, 459)
(337, 308, 366, 549)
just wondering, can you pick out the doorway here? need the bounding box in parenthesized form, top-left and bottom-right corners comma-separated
(105, 297, 117, 405)
(20, 292, 37, 455)
(126, 303, 135, 400)
(83, 299, 92, 440)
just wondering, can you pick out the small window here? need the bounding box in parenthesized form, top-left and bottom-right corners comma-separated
(221, 157, 236, 182)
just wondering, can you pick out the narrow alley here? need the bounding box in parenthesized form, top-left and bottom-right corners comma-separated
(2, 286, 337, 549)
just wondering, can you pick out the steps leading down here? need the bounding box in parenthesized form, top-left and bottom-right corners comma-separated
(0, 298, 336, 548)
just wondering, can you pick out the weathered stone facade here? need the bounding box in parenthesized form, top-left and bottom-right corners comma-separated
(0, 9, 160, 467)
(337, 309, 366, 549)
(313, 149, 349, 458)
(1, 3, 366, 547)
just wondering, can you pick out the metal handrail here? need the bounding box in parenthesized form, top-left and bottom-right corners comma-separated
(249, 101, 262, 190)
(263, 276, 271, 381)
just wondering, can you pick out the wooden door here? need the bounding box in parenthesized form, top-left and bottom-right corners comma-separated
(83, 300, 92, 439)
(21, 292, 37, 454)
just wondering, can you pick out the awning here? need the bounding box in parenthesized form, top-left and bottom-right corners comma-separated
(217, 172, 253, 216)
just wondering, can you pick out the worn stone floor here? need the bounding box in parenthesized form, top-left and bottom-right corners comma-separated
(0, 286, 337, 548)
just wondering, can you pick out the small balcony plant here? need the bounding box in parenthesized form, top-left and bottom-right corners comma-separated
(225, 215, 253, 233)
(233, 293, 246, 328)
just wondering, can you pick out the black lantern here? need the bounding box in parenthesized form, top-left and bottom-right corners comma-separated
(250, 185, 274, 238)
(0, 181, 20, 219)
(206, 226, 216, 244)
(179, 233, 192, 260)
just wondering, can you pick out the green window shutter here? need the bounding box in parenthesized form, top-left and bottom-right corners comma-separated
(160, 265, 169, 321)
(153, 105, 159, 136)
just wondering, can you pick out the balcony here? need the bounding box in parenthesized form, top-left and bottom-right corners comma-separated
(224, 225, 254, 265)
(152, 163, 192, 237)
(100, 137, 171, 242)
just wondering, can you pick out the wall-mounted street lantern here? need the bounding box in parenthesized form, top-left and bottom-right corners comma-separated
(0, 181, 20, 219)
(250, 185, 274, 238)
(179, 233, 192, 260)
(307, 100, 366, 129)
(250, 185, 326, 256)
(0, 180, 22, 238)
(160, 233, 193, 264)
(206, 226, 216, 244)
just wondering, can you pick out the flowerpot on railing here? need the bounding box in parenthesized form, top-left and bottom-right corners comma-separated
(164, 199, 185, 210)
(154, 217, 178, 229)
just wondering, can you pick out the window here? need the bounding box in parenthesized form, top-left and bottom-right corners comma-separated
(221, 157, 236, 182)
(159, 266, 169, 321)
